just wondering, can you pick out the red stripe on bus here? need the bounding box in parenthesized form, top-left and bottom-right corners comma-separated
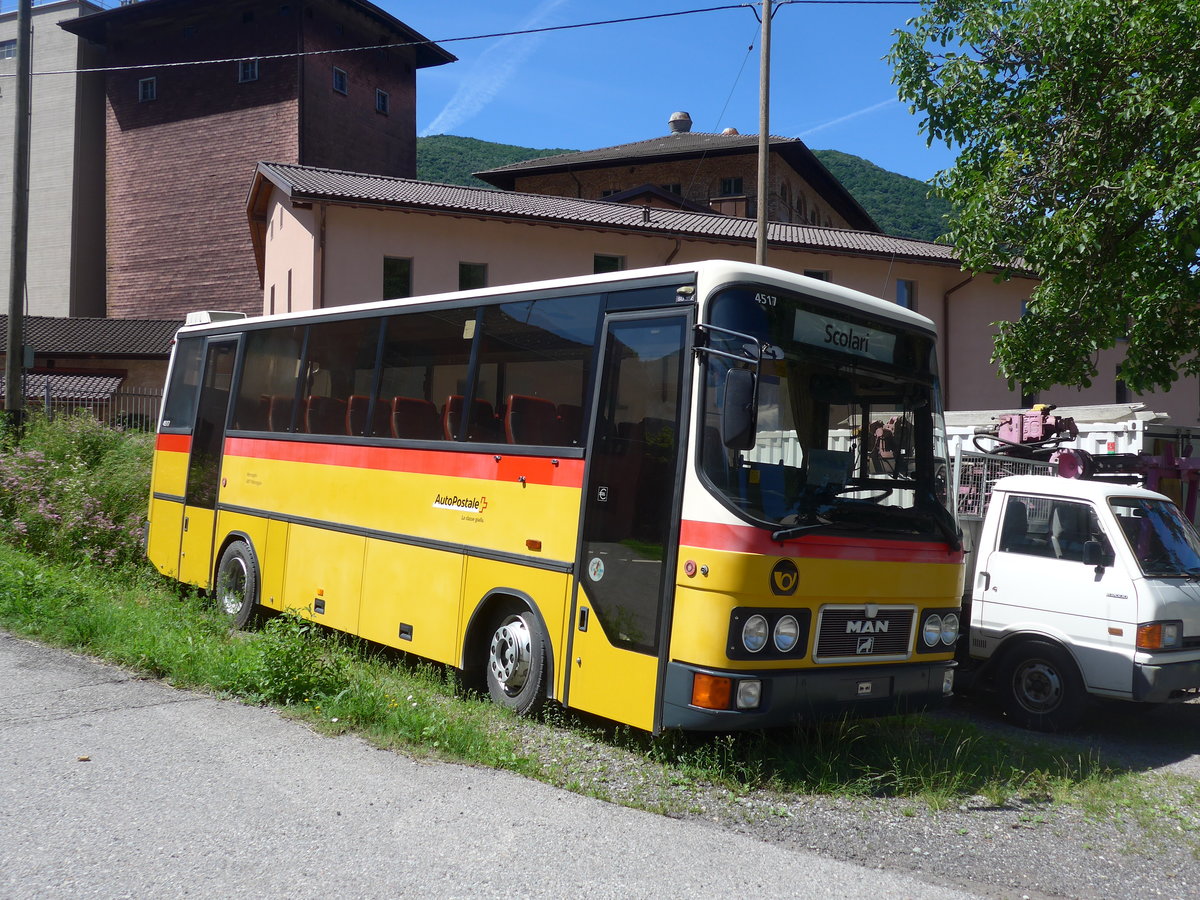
(222, 437, 586, 488)
(156, 433, 191, 454)
(679, 520, 964, 565)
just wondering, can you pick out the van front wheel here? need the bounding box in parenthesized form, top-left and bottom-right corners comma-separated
(1000, 641, 1087, 732)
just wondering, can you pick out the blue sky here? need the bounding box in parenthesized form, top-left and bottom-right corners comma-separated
(390, 0, 956, 183)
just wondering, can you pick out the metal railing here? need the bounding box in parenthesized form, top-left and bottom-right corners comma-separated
(30, 387, 162, 432)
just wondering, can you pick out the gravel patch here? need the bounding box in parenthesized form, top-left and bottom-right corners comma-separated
(503, 698, 1200, 900)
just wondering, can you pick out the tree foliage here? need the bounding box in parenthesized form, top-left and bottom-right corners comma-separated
(890, 0, 1200, 393)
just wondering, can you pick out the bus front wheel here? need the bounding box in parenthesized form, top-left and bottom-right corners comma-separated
(214, 541, 263, 630)
(485, 608, 547, 716)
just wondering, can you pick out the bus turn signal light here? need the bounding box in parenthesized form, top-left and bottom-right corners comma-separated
(691, 673, 732, 710)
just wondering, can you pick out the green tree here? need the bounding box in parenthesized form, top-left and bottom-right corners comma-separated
(890, 0, 1200, 393)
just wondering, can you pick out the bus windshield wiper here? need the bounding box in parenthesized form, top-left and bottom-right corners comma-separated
(771, 519, 833, 542)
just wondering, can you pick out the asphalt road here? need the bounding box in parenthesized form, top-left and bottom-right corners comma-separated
(0, 630, 981, 900)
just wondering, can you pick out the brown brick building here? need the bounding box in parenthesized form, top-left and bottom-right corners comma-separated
(61, 0, 453, 320)
(474, 111, 878, 232)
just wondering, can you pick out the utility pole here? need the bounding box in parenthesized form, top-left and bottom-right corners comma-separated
(755, 0, 772, 266)
(5, 0, 32, 427)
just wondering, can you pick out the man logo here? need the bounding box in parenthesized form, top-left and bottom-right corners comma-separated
(770, 559, 799, 596)
(856, 636, 875, 654)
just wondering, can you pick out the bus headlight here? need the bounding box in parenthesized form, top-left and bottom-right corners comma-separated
(940, 613, 959, 646)
(922, 614, 943, 648)
(736, 679, 762, 709)
(773, 615, 800, 652)
(742, 614, 769, 653)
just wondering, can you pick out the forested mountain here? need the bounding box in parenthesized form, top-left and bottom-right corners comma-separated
(416, 135, 952, 243)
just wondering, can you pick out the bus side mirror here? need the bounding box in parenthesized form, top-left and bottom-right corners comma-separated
(722, 368, 757, 450)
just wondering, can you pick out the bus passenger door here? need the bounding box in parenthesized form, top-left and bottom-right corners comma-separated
(178, 338, 238, 589)
(566, 312, 689, 732)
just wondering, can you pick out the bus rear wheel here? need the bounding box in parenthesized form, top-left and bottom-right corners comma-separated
(485, 608, 547, 716)
(214, 541, 263, 630)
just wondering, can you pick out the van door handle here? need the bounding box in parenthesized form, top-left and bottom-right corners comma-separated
(978, 571, 990, 592)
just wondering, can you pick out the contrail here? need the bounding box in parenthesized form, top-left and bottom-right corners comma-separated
(796, 98, 896, 138)
(421, 0, 572, 137)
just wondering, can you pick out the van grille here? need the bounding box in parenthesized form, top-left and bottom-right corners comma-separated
(815, 606, 914, 661)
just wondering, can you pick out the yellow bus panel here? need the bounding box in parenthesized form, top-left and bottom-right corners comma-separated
(147, 497, 184, 579)
(360, 540, 465, 666)
(281, 525, 365, 635)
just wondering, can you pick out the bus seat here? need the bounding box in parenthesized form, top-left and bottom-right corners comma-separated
(505, 394, 561, 445)
(304, 395, 346, 435)
(443, 395, 503, 442)
(556, 404, 582, 445)
(391, 397, 440, 440)
(346, 395, 391, 437)
(267, 394, 294, 432)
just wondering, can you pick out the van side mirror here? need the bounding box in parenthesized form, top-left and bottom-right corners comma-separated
(721, 368, 757, 450)
(1082, 540, 1109, 568)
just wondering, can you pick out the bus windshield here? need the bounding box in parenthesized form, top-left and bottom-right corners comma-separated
(699, 285, 953, 541)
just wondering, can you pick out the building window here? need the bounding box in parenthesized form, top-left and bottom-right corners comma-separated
(459, 262, 487, 291)
(138, 77, 157, 102)
(239, 59, 259, 83)
(0, 39, 16, 60)
(594, 254, 625, 274)
(719, 177, 744, 196)
(660, 183, 681, 195)
(896, 279, 917, 310)
(375, 88, 389, 115)
(1116, 365, 1128, 404)
(802, 269, 829, 282)
(383, 257, 412, 299)
(333, 67, 348, 95)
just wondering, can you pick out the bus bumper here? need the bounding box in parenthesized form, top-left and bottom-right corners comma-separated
(660, 659, 956, 731)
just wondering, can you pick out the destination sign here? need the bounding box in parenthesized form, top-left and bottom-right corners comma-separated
(792, 310, 897, 364)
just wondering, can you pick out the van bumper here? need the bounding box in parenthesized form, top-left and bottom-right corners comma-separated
(660, 659, 955, 731)
(1133, 658, 1200, 702)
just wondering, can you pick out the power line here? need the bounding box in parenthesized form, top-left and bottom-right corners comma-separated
(1, 1, 920, 78)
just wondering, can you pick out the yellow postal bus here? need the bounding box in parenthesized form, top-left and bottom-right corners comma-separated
(147, 260, 964, 731)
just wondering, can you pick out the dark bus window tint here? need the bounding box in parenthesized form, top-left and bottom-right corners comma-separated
(379, 307, 477, 441)
(160, 337, 204, 431)
(479, 294, 602, 446)
(300, 318, 383, 436)
(605, 284, 688, 311)
(232, 326, 304, 432)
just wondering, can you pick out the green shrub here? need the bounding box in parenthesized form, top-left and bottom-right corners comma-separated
(0, 411, 153, 567)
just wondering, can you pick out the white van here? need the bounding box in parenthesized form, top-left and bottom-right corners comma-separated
(965, 474, 1200, 730)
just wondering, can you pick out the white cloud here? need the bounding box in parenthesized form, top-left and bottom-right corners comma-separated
(421, 0, 572, 137)
(796, 98, 896, 139)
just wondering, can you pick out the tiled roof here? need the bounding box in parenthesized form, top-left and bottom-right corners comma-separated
(476, 132, 799, 174)
(471, 131, 881, 232)
(0, 315, 182, 357)
(0, 373, 124, 402)
(60, 0, 456, 69)
(253, 163, 961, 267)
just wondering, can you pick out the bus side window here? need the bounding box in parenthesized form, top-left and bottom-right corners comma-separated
(379, 307, 477, 441)
(232, 326, 304, 432)
(300, 318, 382, 436)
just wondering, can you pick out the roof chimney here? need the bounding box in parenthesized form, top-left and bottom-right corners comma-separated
(668, 111, 693, 134)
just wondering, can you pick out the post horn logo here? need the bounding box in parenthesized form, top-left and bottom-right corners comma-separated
(769, 559, 799, 596)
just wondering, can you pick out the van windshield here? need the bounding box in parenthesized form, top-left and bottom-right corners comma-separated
(1109, 497, 1200, 578)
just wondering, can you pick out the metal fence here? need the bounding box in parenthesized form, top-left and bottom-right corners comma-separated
(30, 387, 162, 433)
(953, 450, 1054, 521)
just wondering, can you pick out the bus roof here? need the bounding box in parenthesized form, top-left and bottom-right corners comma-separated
(174, 260, 936, 338)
